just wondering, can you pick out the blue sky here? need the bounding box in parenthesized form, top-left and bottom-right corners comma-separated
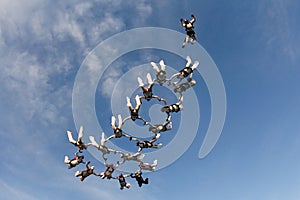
(1, 0, 300, 199)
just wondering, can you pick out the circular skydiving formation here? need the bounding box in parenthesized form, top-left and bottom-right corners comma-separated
(64, 14, 198, 190)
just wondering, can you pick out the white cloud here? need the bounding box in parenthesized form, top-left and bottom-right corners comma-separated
(53, 11, 86, 46)
(136, 0, 153, 21)
(257, 0, 298, 61)
(2, 53, 49, 120)
(0, 1, 157, 199)
(88, 12, 125, 44)
(74, 2, 93, 16)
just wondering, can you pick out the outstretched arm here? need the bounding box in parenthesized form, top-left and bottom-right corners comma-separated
(93, 171, 100, 176)
(85, 161, 90, 169)
(150, 133, 161, 143)
(123, 173, 131, 178)
(180, 18, 185, 27)
(190, 14, 196, 24)
(130, 173, 136, 178)
(129, 136, 140, 142)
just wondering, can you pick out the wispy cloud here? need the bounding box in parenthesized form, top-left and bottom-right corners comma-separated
(257, 0, 299, 61)
(0, 1, 157, 199)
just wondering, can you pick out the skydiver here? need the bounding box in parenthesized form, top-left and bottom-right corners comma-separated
(139, 160, 158, 172)
(180, 14, 197, 48)
(64, 152, 85, 169)
(106, 114, 131, 141)
(75, 161, 98, 181)
(161, 96, 184, 114)
(137, 73, 168, 104)
(151, 60, 167, 86)
(168, 56, 199, 86)
(173, 77, 196, 94)
(146, 115, 172, 134)
(89, 132, 115, 161)
(123, 95, 146, 124)
(130, 133, 162, 152)
(130, 170, 149, 187)
(100, 163, 118, 180)
(115, 173, 131, 190)
(117, 151, 145, 165)
(137, 73, 154, 101)
(66, 126, 91, 153)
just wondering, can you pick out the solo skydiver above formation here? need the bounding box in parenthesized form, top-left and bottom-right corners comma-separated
(180, 14, 197, 48)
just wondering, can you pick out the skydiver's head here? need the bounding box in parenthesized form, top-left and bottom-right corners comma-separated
(184, 19, 188, 24)
(91, 166, 95, 170)
(135, 170, 140, 176)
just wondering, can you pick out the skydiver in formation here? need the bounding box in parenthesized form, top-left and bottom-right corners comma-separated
(137, 73, 154, 101)
(168, 56, 199, 86)
(123, 95, 147, 124)
(100, 163, 119, 180)
(67, 126, 91, 153)
(180, 14, 197, 48)
(106, 114, 131, 141)
(137, 73, 167, 104)
(173, 77, 196, 95)
(161, 96, 184, 115)
(75, 161, 98, 181)
(64, 152, 85, 169)
(146, 115, 172, 134)
(115, 173, 131, 190)
(151, 60, 167, 86)
(117, 151, 145, 165)
(139, 160, 158, 172)
(161, 103, 183, 114)
(131, 170, 149, 187)
(89, 132, 115, 161)
(130, 133, 162, 152)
